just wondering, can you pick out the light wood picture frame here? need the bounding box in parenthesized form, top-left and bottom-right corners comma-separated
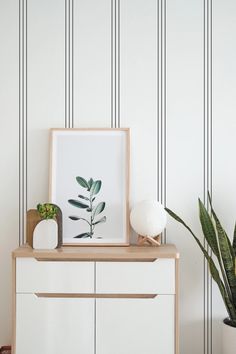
(49, 128, 130, 246)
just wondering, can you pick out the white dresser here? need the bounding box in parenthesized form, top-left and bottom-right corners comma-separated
(12, 245, 179, 354)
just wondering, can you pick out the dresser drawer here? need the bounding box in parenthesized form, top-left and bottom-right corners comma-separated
(16, 258, 94, 293)
(96, 259, 175, 294)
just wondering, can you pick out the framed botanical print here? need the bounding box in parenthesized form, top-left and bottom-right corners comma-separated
(49, 128, 130, 246)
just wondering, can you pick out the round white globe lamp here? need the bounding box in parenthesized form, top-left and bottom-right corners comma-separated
(130, 200, 167, 246)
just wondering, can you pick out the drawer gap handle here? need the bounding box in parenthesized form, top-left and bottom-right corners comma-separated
(35, 258, 91, 262)
(35, 293, 158, 299)
(35, 258, 158, 262)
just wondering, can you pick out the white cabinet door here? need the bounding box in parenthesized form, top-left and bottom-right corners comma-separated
(16, 294, 94, 354)
(96, 295, 175, 354)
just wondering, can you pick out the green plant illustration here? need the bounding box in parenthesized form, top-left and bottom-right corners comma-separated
(165, 192, 236, 327)
(37, 203, 58, 220)
(68, 176, 106, 238)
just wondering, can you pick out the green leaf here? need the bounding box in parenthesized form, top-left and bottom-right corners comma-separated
(92, 202, 105, 218)
(207, 192, 235, 261)
(86, 208, 92, 212)
(88, 178, 94, 189)
(165, 206, 236, 321)
(198, 199, 220, 258)
(74, 232, 92, 238)
(208, 254, 236, 321)
(76, 176, 89, 189)
(233, 222, 236, 257)
(207, 193, 236, 286)
(68, 199, 89, 209)
(209, 204, 236, 305)
(78, 194, 90, 201)
(69, 216, 80, 220)
(200, 197, 235, 306)
(68, 216, 91, 225)
(90, 180, 102, 196)
(93, 216, 106, 225)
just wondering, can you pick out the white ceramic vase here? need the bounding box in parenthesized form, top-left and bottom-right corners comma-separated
(33, 219, 58, 249)
(222, 319, 236, 354)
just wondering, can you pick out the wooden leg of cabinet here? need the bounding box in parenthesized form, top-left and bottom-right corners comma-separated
(12, 257, 16, 354)
(175, 258, 179, 354)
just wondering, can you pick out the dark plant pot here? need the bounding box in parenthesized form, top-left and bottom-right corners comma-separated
(222, 318, 236, 354)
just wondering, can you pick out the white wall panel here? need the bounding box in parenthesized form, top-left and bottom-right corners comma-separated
(212, 1, 236, 353)
(120, 0, 157, 205)
(166, 1, 204, 354)
(27, 0, 65, 209)
(0, 0, 19, 346)
(73, 0, 111, 127)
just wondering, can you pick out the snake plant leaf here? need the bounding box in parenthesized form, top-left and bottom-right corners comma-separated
(225, 234, 236, 280)
(207, 191, 235, 265)
(233, 222, 236, 257)
(68, 199, 89, 209)
(90, 180, 102, 196)
(198, 199, 220, 258)
(207, 193, 236, 301)
(88, 178, 94, 189)
(226, 235, 236, 264)
(208, 254, 236, 321)
(76, 176, 90, 189)
(74, 232, 92, 238)
(78, 194, 90, 201)
(211, 210, 236, 304)
(92, 202, 105, 218)
(165, 207, 236, 321)
(199, 239, 236, 320)
(165, 208, 199, 240)
(200, 197, 234, 302)
(93, 216, 106, 225)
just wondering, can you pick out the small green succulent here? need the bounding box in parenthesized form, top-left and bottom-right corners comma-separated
(37, 203, 58, 220)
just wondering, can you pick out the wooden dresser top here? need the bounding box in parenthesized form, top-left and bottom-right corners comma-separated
(12, 244, 179, 261)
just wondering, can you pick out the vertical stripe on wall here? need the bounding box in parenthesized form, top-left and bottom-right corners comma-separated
(65, 0, 74, 128)
(19, 0, 27, 246)
(111, 0, 120, 128)
(203, 0, 213, 353)
(70, 0, 74, 128)
(157, 0, 166, 242)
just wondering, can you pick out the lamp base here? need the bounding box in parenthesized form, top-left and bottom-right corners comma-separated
(137, 235, 161, 246)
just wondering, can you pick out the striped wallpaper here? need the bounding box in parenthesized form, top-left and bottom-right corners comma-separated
(1, 1, 236, 353)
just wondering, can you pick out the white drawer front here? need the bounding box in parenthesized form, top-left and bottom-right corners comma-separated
(16, 258, 94, 293)
(96, 259, 175, 294)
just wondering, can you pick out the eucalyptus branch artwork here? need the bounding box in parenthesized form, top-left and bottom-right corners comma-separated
(50, 129, 129, 245)
(68, 176, 106, 238)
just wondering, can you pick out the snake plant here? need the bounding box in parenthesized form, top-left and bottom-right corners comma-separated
(165, 193, 236, 327)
